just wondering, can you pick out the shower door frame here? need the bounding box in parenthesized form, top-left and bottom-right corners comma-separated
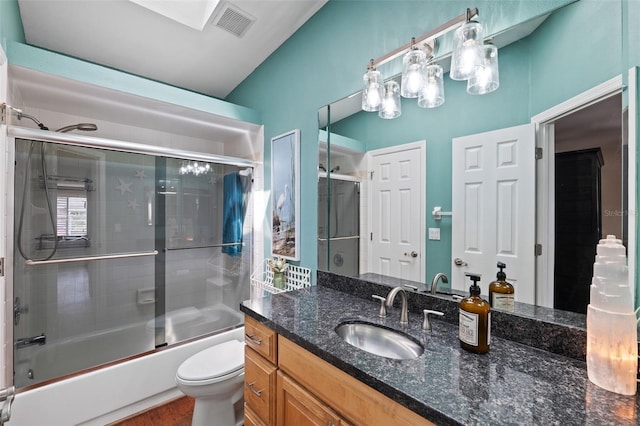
(5, 125, 255, 388)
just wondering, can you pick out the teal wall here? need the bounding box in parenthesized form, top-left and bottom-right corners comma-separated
(0, 0, 25, 51)
(227, 0, 619, 281)
(1, 0, 631, 290)
(328, 0, 620, 283)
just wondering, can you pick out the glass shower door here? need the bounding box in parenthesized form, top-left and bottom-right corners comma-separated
(160, 159, 251, 344)
(13, 137, 253, 389)
(13, 139, 157, 388)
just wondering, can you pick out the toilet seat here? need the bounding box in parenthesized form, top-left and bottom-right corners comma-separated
(176, 340, 244, 386)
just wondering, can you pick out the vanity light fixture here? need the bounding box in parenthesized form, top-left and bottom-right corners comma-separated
(467, 42, 499, 95)
(379, 80, 402, 119)
(360, 7, 498, 119)
(179, 161, 212, 176)
(450, 13, 484, 81)
(400, 39, 427, 99)
(362, 60, 384, 112)
(418, 63, 445, 108)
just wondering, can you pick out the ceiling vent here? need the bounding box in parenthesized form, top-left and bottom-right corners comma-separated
(212, 3, 255, 38)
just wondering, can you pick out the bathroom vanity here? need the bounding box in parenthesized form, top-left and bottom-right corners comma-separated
(241, 277, 640, 425)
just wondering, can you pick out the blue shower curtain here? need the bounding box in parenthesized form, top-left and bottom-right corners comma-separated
(222, 172, 243, 256)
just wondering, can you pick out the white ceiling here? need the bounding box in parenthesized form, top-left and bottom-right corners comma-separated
(17, 0, 327, 99)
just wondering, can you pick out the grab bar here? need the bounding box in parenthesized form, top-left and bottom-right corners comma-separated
(25, 250, 158, 266)
(15, 333, 46, 349)
(165, 242, 243, 251)
(317, 236, 360, 242)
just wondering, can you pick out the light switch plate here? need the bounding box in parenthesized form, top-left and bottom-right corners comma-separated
(428, 228, 441, 240)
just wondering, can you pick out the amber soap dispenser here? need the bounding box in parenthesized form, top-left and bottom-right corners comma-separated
(459, 274, 491, 354)
(488, 262, 515, 312)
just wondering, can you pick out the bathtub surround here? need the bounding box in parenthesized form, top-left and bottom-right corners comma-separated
(11, 130, 253, 389)
(241, 284, 640, 424)
(9, 327, 244, 425)
(318, 271, 588, 361)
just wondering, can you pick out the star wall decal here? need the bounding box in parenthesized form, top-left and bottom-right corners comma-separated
(115, 178, 133, 195)
(127, 199, 140, 210)
(135, 170, 147, 179)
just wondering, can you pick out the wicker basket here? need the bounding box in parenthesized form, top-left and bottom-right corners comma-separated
(251, 259, 311, 294)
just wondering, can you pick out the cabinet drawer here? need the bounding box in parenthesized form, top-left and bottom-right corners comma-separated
(245, 315, 277, 364)
(245, 347, 277, 425)
(244, 403, 267, 426)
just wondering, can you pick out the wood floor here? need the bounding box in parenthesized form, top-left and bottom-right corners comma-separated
(109, 396, 195, 426)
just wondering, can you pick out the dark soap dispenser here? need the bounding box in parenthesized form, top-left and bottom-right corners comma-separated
(459, 273, 491, 354)
(488, 262, 515, 312)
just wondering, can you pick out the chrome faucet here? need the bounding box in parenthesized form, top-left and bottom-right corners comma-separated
(15, 333, 46, 349)
(430, 273, 449, 294)
(385, 287, 409, 325)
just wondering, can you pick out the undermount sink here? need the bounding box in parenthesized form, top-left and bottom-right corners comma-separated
(335, 320, 424, 360)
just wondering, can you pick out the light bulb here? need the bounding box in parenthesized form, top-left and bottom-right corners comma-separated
(401, 49, 426, 98)
(450, 21, 484, 81)
(467, 44, 499, 95)
(362, 68, 384, 112)
(418, 64, 444, 108)
(378, 80, 401, 119)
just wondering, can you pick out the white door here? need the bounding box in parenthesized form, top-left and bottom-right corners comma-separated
(451, 124, 535, 304)
(368, 141, 425, 282)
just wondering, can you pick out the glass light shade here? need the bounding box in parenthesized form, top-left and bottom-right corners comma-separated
(401, 49, 426, 98)
(362, 68, 384, 112)
(418, 64, 445, 108)
(378, 80, 401, 119)
(467, 44, 499, 95)
(450, 21, 484, 81)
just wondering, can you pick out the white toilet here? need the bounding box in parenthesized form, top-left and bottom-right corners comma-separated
(176, 339, 245, 426)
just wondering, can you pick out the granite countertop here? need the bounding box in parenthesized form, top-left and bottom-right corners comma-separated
(240, 285, 640, 425)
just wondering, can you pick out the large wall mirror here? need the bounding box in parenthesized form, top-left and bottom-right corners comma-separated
(317, 0, 633, 315)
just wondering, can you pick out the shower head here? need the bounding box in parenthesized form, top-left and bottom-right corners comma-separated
(16, 111, 49, 130)
(55, 123, 98, 133)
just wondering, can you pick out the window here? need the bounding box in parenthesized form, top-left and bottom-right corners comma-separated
(57, 190, 88, 236)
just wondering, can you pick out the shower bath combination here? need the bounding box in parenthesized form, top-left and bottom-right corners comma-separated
(10, 122, 254, 389)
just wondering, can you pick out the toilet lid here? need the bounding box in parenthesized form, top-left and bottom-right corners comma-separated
(177, 340, 244, 382)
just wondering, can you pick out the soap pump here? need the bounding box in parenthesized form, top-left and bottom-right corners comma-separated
(488, 262, 515, 312)
(459, 273, 491, 354)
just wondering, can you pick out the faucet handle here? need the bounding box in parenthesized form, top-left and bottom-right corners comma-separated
(372, 295, 387, 317)
(422, 309, 444, 332)
(403, 284, 418, 291)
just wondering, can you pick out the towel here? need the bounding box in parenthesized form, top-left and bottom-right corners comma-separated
(222, 172, 243, 256)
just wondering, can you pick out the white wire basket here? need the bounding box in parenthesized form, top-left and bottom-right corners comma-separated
(251, 259, 311, 294)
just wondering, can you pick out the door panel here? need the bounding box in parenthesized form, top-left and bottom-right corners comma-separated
(369, 142, 425, 282)
(452, 124, 535, 303)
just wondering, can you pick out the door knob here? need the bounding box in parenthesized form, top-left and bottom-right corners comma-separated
(454, 257, 467, 266)
(404, 251, 418, 258)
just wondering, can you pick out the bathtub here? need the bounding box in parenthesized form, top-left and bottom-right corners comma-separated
(10, 305, 245, 425)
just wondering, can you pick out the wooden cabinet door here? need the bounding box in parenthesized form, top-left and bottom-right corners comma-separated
(245, 403, 268, 426)
(245, 347, 277, 425)
(277, 371, 350, 426)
